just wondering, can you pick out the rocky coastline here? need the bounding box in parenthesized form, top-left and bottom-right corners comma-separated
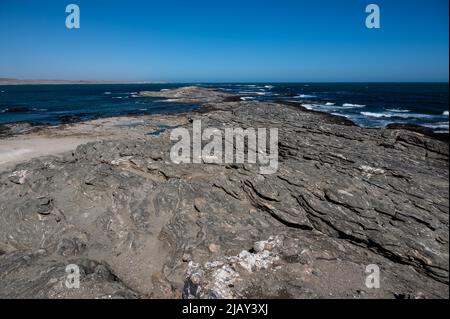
(0, 87, 448, 298)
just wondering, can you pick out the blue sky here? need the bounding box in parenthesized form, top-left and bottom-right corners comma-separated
(0, 0, 448, 82)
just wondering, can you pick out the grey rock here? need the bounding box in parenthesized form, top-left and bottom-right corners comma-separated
(0, 87, 448, 299)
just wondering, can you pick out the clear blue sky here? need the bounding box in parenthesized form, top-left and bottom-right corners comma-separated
(0, 0, 448, 82)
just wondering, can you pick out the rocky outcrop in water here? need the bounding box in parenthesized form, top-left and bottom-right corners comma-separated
(0, 87, 448, 298)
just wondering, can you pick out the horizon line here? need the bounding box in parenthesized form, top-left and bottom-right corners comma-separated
(1, 78, 449, 85)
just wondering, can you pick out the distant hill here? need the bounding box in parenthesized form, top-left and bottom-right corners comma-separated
(0, 78, 157, 85)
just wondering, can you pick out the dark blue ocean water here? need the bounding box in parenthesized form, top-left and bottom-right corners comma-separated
(0, 83, 448, 132)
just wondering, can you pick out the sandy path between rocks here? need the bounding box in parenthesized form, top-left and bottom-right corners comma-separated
(0, 136, 96, 172)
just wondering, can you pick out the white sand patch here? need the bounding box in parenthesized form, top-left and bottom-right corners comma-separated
(0, 136, 93, 172)
(186, 236, 283, 298)
(0, 149, 33, 165)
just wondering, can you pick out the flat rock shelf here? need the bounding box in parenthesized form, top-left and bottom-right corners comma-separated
(0, 87, 448, 299)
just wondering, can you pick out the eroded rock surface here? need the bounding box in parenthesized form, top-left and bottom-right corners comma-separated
(0, 87, 448, 298)
(137, 86, 237, 103)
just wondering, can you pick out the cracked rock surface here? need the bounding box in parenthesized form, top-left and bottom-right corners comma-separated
(0, 87, 448, 298)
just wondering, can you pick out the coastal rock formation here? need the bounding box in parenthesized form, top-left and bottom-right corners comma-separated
(0, 87, 448, 298)
(137, 86, 240, 103)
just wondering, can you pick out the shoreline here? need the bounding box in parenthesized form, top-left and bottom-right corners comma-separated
(2, 84, 448, 142)
(1, 88, 448, 141)
(0, 79, 165, 85)
(1, 87, 448, 172)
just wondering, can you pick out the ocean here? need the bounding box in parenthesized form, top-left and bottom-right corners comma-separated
(0, 83, 448, 133)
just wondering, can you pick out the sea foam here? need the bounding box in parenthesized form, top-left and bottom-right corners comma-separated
(361, 111, 436, 119)
(386, 108, 410, 113)
(422, 122, 449, 130)
(302, 104, 316, 110)
(342, 103, 365, 108)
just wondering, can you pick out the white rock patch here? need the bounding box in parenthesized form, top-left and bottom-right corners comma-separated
(185, 236, 283, 299)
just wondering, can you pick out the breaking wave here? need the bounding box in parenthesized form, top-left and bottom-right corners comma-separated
(361, 111, 437, 119)
(342, 103, 365, 108)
